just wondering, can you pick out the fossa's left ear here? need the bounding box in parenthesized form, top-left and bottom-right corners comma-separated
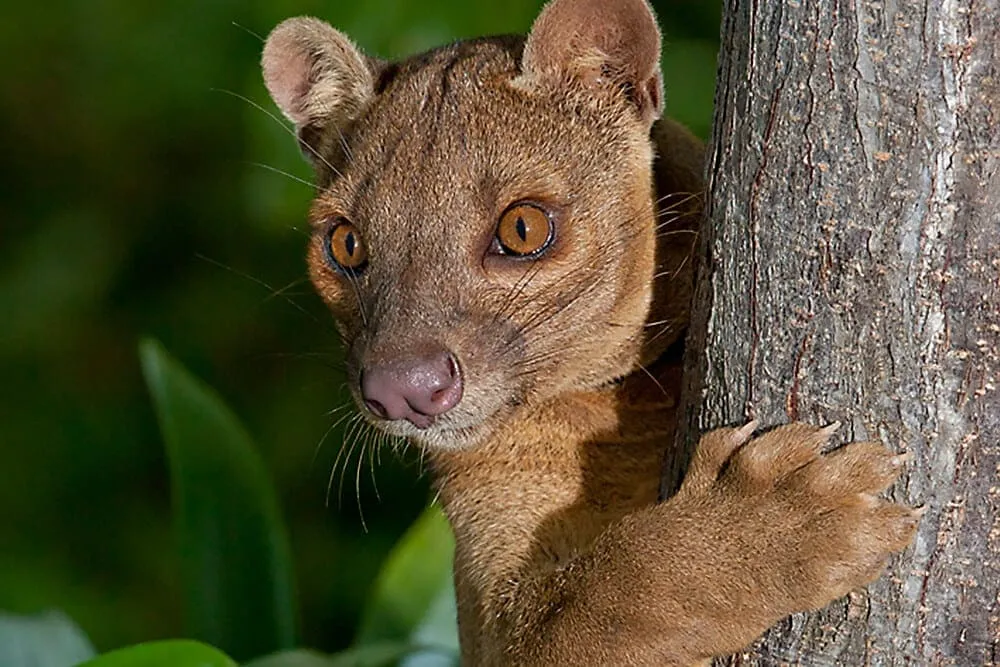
(518, 0, 663, 126)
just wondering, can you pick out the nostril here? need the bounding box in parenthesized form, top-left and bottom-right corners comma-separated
(428, 354, 463, 413)
(360, 368, 398, 421)
(448, 352, 462, 386)
(365, 398, 387, 419)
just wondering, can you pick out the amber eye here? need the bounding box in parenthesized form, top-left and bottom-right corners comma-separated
(494, 203, 554, 258)
(324, 220, 368, 274)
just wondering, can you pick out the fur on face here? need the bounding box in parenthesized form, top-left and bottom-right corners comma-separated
(263, 0, 672, 450)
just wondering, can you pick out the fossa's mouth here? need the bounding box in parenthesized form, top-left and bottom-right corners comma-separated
(348, 344, 522, 450)
(353, 389, 513, 451)
(362, 412, 491, 450)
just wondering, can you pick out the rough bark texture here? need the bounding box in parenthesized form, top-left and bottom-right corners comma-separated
(675, 0, 1000, 664)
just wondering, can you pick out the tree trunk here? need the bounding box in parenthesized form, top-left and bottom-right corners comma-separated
(671, 0, 1000, 664)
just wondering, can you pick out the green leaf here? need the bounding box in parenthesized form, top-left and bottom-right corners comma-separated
(326, 643, 436, 667)
(139, 339, 297, 661)
(354, 506, 455, 646)
(77, 640, 235, 667)
(243, 649, 336, 667)
(397, 650, 458, 667)
(0, 610, 95, 667)
(245, 645, 419, 667)
(400, 580, 460, 666)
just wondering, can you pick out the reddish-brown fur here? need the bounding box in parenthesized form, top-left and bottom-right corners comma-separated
(261, 1, 919, 664)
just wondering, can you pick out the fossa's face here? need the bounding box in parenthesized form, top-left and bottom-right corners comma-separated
(265, 25, 661, 450)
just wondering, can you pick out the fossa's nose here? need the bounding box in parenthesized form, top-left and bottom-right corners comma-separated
(361, 349, 463, 429)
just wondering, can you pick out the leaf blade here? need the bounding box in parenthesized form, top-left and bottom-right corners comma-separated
(246, 645, 418, 667)
(76, 639, 235, 667)
(354, 506, 454, 646)
(139, 339, 297, 661)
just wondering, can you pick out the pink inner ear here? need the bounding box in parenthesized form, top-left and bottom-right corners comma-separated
(522, 0, 661, 98)
(263, 40, 315, 126)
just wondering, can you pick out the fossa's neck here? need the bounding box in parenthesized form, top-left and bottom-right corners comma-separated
(429, 349, 682, 602)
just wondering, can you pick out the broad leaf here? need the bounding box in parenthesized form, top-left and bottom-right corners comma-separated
(140, 339, 297, 661)
(76, 640, 235, 667)
(243, 649, 336, 667)
(247, 645, 417, 667)
(354, 506, 454, 646)
(327, 643, 443, 667)
(399, 580, 460, 666)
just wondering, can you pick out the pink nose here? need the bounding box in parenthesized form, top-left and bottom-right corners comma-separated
(361, 350, 463, 429)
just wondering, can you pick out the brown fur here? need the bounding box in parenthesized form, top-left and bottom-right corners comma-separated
(261, 1, 919, 664)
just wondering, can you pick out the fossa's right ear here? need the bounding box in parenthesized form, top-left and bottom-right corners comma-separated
(518, 0, 664, 126)
(262, 17, 376, 157)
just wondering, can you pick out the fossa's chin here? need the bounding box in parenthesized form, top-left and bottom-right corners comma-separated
(361, 404, 507, 451)
(410, 426, 491, 451)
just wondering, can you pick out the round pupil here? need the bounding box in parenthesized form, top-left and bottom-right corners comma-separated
(515, 216, 528, 241)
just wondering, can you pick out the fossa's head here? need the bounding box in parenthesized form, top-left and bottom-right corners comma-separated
(263, 0, 665, 449)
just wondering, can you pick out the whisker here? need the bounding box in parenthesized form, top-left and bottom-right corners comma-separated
(493, 262, 544, 327)
(355, 424, 373, 533)
(517, 274, 603, 339)
(231, 21, 264, 42)
(262, 276, 314, 302)
(509, 337, 592, 380)
(248, 161, 317, 190)
(506, 271, 590, 341)
(368, 428, 383, 503)
(340, 269, 370, 328)
(312, 407, 355, 468)
(338, 414, 367, 508)
(334, 124, 355, 166)
(654, 191, 703, 208)
(653, 252, 694, 282)
(327, 413, 363, 508)
(637, 362, 668, 396)
(376, 431, 387, 468)
(195, 253, 322, 324)
(654, 226, 699, 238)
(605, 317, 678, 330)
(418, 443, 429, 480)
(211, 88, 343, 180)
(645, 317, 685, 348)
(254, 350, 346, 372)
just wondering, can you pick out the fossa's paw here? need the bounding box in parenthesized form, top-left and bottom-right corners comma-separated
(682, 421, 921, 612)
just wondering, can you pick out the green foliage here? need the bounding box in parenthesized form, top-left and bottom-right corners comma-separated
(78, 641, 237, 667)
(243, 650, 338, 667)
(0, 344, 459, 667)
(355, 509, 455, 648)
(140, 339, 298, 660)
(398, 580, 460, 666)
(249, 644, 431, 667)
(138, 343, 454, 666)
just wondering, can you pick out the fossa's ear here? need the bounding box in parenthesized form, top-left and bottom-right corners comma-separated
(519, 0, 663, 125)
(262, 17, 376, 161)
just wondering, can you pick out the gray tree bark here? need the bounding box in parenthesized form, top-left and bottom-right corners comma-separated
(672, 0, 1000, 664)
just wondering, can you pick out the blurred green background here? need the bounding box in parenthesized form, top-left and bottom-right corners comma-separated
(0, 0, 719, 656)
